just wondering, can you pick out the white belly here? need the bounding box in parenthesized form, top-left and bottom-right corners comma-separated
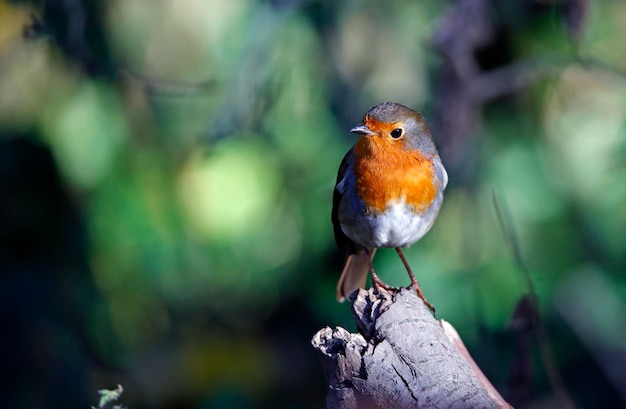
(339, 197, 442, 248)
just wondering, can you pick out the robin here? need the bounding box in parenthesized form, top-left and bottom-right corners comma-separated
(332, 102, 448, 310)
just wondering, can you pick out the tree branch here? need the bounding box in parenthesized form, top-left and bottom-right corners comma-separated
(312, 287, 512, 409)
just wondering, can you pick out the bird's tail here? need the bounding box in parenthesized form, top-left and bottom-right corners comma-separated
(336, 248, 376, 302)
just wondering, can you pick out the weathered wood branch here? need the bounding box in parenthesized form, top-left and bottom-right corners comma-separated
(311, 287, 512, 409)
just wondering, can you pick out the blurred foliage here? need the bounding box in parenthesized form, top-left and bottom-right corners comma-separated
(0, 0, 625, 408)
(95, 385, 126, 409)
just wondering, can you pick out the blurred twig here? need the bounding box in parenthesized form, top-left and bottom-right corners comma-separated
(492, 190, 576, 409)
(470, 55, 568, 101)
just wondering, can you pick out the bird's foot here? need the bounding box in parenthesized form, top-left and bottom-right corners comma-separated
(409, 279, 435, 314)
(371, 276, 396, 294)
(395, 248, 435, 314)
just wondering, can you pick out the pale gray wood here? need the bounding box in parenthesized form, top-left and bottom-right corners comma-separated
(311, 287, 512, 409)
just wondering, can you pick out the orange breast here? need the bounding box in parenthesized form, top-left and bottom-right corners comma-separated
(353, 135, 438, 214)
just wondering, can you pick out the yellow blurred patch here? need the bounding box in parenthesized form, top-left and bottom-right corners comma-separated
(177, 139, 281, 240)
(0, 1, 32, 53)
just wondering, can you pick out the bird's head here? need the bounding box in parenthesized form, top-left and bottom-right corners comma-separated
(350, 102, 437, 155)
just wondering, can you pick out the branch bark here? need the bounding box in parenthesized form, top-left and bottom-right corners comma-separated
(311, 287, 512, 409)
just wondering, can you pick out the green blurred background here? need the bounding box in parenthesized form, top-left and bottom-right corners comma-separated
(1, 0, 625, 408)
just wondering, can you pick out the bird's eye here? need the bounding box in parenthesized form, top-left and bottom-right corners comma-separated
(390, 128, 403, 139)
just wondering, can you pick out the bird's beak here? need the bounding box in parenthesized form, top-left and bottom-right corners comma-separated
(350, 124, 376, 136)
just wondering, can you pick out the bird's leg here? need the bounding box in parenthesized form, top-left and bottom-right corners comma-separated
(395, 247, 435, 313)
(364, 248, 393, 293)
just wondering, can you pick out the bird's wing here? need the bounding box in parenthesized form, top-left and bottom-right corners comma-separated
(331, 148, 354, 248)
(332, 148, 374, 301)
(434, 157, 448, 190)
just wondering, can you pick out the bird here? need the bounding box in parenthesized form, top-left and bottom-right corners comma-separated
(332, 102, 448, 310)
